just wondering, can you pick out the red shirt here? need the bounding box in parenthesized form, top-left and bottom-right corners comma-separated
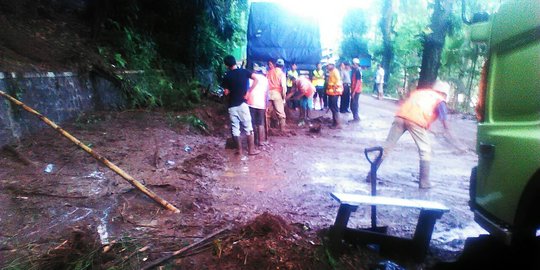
(295, 77, 315, 97)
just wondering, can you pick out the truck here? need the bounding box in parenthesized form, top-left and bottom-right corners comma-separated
(246, 2, 322, 70)
(468, 0, 540, 247)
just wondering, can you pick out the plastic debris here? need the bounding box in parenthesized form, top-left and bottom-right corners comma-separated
(372, 260, 405, 270)
(44, 164, 54, 173)
(166, 160, 175, 166)
(184, 145, 192, 153)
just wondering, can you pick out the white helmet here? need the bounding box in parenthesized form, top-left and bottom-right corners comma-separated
(432, 80, 451, 96)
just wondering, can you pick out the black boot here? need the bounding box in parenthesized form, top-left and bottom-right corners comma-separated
(419, 160, 432, 189)
(256, 125, 267, 146)
(233, 136, 242, 155)
(247, 134, 260, 155)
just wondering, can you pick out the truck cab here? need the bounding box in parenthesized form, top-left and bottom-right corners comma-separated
(469, 0, 540, 246)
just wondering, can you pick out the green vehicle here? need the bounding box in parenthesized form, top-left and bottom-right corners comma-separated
(469, 0, 540, 246)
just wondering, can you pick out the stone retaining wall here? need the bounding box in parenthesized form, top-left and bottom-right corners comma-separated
(0, 71, 126, 147)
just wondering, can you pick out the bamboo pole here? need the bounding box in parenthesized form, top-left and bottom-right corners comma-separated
(0, 90, 180, 213)
(141, 226, 230, 270)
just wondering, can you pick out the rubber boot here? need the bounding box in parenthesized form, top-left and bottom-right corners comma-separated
(331, 112, 342, 129)
(233, 136, 242, 156)
(335, 113, 342, 129)
(279, 118, 287, 132)
(331, 112, 337, 126)
(253, 125, 259, 146)
(247, 134, 260, 155)
(257, 125, 267, 146)
(419, 160, 432, 189)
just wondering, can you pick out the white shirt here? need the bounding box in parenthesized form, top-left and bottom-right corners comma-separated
(247, 73, 269, 109)
(375, 67, 385, 84)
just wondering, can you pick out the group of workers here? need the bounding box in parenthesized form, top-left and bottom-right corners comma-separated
(265, 57, 367, 130)
(221, 54, 464, 189)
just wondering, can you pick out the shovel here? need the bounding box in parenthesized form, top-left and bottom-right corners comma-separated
(364, 146, 388, 233)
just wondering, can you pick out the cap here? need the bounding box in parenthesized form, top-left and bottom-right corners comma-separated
(432, 80, 451, 96)
(327, 59, 336, 65)
(276, 59, 285, 66)
(352, 58, 360, 65)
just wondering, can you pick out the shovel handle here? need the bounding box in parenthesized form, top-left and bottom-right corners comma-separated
(365, 146, 383, 165)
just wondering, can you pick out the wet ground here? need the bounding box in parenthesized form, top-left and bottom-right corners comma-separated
(0, 95, 486, 269)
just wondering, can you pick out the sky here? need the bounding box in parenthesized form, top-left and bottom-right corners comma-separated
(249, 0, 377, 51)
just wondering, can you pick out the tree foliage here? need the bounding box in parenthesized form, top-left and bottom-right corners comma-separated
(92, 0, 248, 110)
(368, 0, 497, 113)
(339, 9, 369, 62)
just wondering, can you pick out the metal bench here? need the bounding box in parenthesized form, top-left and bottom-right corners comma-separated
(329, 192, 450, 261)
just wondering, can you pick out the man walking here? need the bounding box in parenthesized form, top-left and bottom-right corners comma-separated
(266, 58, 287, 131)
(221, 55, 260, 156)
(325, 60, 343, 128)
(349, 58, 362, 123)
(375, 64, 385, 100)
(368, 80, 464, 188)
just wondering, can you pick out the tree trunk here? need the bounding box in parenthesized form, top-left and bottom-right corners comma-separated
(379, 0, 395, 84)
(418, 0, 453, 89)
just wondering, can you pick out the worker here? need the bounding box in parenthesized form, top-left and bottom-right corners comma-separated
(221, 55, 260, 156)
(266, 58, 287, 131)
(325, 60, 343, 128)
(288, 75, 315, 125)
(247, 64, 269, 146)
(375, 64, 385, 100)
(286, 63, 299, 111)
(311, 62, 326, 110)
(349, 58, 362, 123)
(339, 61, 352, 113)
(368, 80, 464, 188)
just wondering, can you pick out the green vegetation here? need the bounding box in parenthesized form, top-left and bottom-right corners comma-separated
(166, 113, 209, 134)
(93, 0, 248, 111)
(339, 9, 369, 63)
(341, 0, 498, 113)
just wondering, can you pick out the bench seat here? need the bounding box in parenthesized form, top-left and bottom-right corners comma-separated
(329, 192, 449, 261)
(331, 193, 450, 212)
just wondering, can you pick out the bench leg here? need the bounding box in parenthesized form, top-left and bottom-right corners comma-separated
(412, 210, 444, 260)
(329, 204, 357, 254)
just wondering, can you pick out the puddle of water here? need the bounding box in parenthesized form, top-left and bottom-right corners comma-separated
(86, 171, 105, 180)
(27, 207, 94, 237)
(97, 205, 114, 245)
(432, 222, 488, 251)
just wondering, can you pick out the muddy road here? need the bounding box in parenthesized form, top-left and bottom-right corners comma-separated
(0, 95, 484, 269)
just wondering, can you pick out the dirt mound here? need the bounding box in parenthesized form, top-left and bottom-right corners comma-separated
(0, 13, 102, 71)
(182, 152, 225, 172)
(242, 212, 292, 237)
(37, 227, 102, 270)
(210, 212, 325, 270)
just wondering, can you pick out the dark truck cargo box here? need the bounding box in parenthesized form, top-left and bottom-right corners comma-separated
(247, 2, 322, 70)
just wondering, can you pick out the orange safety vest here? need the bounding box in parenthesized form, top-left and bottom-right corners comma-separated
(267, 67, 284, 92)
(326, 68, 343, 96)
(396, 89, 446, 129)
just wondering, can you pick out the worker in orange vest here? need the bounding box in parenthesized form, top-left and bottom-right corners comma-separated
(368, 80, 464, 188)
(266, 58, 287, 131)
(325, 59, 343, 128)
